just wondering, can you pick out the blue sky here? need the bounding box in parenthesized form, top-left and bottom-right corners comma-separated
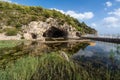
(1, 0, 120, 34)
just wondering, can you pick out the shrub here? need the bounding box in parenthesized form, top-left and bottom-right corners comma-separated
(0, 30, 3, 33)
(5, 28, 18, 36)
(21, 36, 24, 39)
(15, 23, 22, 29)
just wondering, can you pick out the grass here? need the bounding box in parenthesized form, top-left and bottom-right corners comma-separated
(0, 56, 39, 80)
(1, 52, 119, 80)
(31, 53, 84, 80)
(0, 53, 89, 80)
(0, 42, 119, 80)
(5, 28, 18, 36)
(0, 40, 22, 49)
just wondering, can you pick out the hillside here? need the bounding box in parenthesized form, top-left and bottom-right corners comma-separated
(0, 1, 97, 40)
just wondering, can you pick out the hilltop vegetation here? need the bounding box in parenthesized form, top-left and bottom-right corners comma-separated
(0, 1, 97, 35)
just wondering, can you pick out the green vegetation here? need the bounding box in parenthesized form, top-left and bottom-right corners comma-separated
(31, 53, 83, 80)
(0, 52, 120, 80)
(5, 28, 18, 36)
(0, 41, 26, 68)
(0, 41, 120, 80)
(0, 56, 38, 80)
(0, 40, 21, 48)
(0, 53, 83, 80)
(0, 1, 97, 34)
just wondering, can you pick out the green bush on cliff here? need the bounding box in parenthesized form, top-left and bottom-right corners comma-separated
(5, 28, 18, 36)
(0, 1, 97, 34)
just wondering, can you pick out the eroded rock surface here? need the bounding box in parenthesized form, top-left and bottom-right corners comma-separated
(22, 18, 81, 40)
(0, 18, 81, 40)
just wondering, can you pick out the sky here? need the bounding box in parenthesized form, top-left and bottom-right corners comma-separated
(1, 0, 120, 34)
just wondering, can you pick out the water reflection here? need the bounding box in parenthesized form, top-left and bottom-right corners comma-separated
(0, 41, 89, 68)
(74, 50, 94, 57)
(22, 41, 89, 55)
(73, 41, 120, 59)
(72, 41, 120, 71)
(0, 40, 120, 70)
(0, 41, 120, 80)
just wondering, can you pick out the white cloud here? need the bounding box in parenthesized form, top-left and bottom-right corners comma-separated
(51, 9, 65, 14)
(66, 11, 94, 20)
(51, 8, 94, 20)
(0, 0, 12, 3)
(103, 17, 118, 23)
(102, 8, 120, 28)
(103, 17, 119, 27)
(105, 1, 112, 7)
(108, 8, 120, 16)
(91, 23, 97, 27)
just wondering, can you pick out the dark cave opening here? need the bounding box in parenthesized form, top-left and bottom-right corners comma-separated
(43, 27, 68, 38)
(31, 33, 37, 39)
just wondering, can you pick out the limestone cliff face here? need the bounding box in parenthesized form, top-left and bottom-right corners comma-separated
(0, 2, 97, 40)
(0, 18, 81, 40)
(22, 18, 81, 40)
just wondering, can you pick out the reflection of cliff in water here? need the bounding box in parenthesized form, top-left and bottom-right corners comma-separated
(45, 42, 89, 54)
(21, 41, 89, 55)
(0, 41, 89, 68)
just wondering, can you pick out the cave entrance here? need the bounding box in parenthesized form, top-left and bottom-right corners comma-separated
(43, 27, 68, 38)
(31, 33, 37, 39)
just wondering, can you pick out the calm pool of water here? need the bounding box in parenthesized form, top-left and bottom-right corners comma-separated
(72, 41, 120, 70)
(74, 41, 120, 59)
(0, 40, 120, 70)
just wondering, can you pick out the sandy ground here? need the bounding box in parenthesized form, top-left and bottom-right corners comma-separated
(0, 33, 21, 40)
(0, 33, 91, 43)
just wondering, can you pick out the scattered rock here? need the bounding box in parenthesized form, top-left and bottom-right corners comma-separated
(59, 51, 69, 61)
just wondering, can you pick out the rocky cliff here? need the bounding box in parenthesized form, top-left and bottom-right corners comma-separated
(0, 1, 97, 40)
(22, 18, 81, 40)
